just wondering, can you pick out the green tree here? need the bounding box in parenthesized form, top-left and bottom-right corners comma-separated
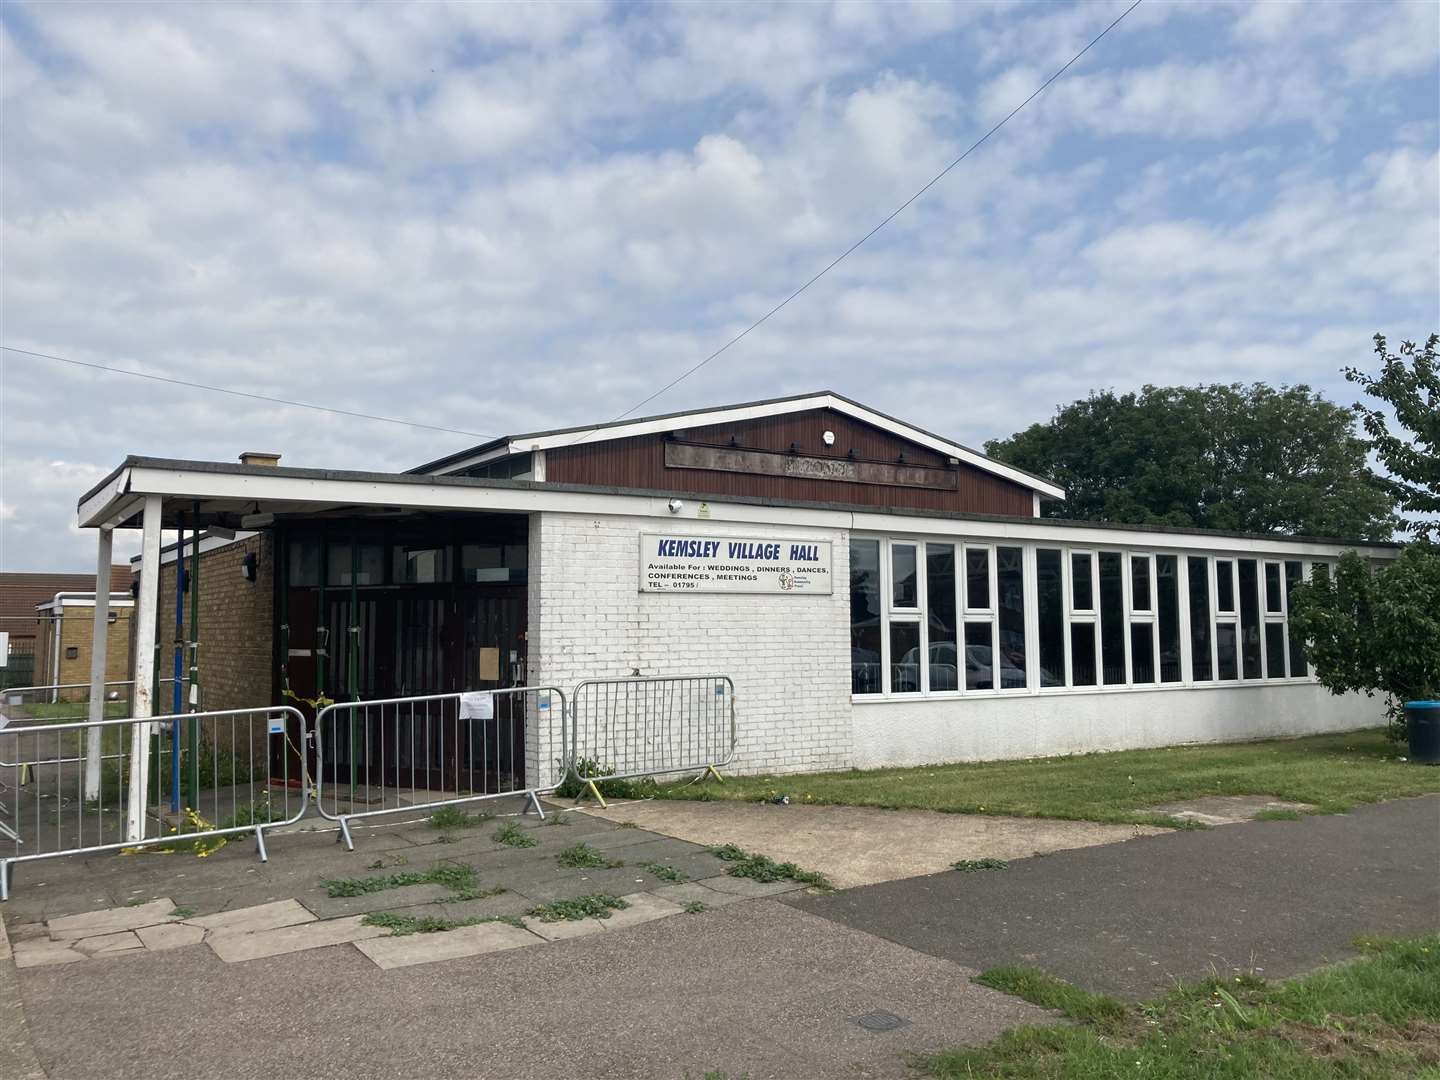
(1288, 545, 1440, 741)
(985, 384, 1396, 540)
(1345, 333, 1439, 539)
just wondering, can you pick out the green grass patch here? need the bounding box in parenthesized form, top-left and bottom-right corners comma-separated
(16, 701, 127, 722)
(925, 934, 1440, 1079)
(655, 729, 1434, 828)
(362, 911, 524, 936)
(976, 966, 1130, 1029)
(322, 863, 482, 898)
(709, 844, 832, 891)
(638, 861, 687, 883)
(525, 894, 629, 923)
(556, 842, 624, 869)
(953, 858, 1009, 873)
(1253, 808, 1306, 822)
(428, 805, 494, 830)
(492, 821, 538, 848)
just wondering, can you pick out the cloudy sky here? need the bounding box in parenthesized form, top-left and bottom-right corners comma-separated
(2, 0, 1437, 571)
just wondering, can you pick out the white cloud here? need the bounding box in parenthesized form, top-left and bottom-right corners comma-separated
(0, 0, 1436, 570)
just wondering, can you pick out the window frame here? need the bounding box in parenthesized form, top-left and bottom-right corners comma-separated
(850, 535, 1325, 703)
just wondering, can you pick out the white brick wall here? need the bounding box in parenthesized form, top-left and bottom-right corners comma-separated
(528, 511, 853, 776)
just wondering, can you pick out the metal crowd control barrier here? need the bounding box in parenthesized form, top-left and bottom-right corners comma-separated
(0, 705, 309, 900)
(0, 678, 184, 723)
(313, 686, 568, 850)
(568, 674, 736, 807)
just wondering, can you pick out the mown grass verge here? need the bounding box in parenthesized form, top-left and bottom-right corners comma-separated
(654, 729, 1435, 828)
(927, 935, 1440, 1079)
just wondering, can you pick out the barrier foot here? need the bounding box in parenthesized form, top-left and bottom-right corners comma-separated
(0, 861, 10, 902)
(702, 765, 726, 784)
(254, 825, 269, 863)
(524, 791, 546, 820)
(575, 779, 607, 810)
(338, 817, 356, 852)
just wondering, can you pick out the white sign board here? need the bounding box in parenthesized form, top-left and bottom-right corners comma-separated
(459, 691, 495, 720)
(640, 534, 833, 594)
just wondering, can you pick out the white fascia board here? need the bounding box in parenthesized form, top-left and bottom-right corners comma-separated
(38, 597, 136, 612)
(77, 469, 136, 529)
(510, 394, 1067, 500)
(108, 463, 1388, 560)
(847, 512, 1393, 560)
(424, 445, 514, 476)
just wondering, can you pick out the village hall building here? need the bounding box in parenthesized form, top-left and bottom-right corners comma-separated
(76, 391, 1393, 783)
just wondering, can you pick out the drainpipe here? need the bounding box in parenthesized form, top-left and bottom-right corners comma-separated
(187, 504, 201, 806)
(170, 518, 185, 812)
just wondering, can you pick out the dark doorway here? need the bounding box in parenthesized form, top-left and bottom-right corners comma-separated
(273, 513, 530, 794)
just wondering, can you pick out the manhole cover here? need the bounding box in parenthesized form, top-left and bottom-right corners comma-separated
(855, 1009, 909, 1033)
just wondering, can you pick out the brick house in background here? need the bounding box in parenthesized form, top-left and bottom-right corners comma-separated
(0, 569, 131, 688)
(33, 592, 135, 692)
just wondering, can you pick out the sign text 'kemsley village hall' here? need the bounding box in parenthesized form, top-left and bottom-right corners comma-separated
(640, 534, 833, 594)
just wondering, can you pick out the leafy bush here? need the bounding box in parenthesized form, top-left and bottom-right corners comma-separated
(1289, 544, 1440, 741)
(554, 756, 659, 800)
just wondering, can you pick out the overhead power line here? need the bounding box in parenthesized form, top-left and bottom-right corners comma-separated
(0, 345, 495, 439)
(566, 0, 1144, 446)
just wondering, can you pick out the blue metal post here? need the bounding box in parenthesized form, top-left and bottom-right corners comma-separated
(170, 520, 185, 812)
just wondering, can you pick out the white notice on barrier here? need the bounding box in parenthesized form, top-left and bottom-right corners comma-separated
(459, 691, 495, 720)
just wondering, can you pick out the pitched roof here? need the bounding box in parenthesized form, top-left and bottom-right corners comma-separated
(410, 390, 1065, 500)
(0, 569, 131, 635)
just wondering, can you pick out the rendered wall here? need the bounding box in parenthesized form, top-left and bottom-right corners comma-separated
(852, 684, 1388, 768)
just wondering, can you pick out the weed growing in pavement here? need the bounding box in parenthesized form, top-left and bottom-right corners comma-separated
(556, 842, 624, 869)
(543, 813, 572, 826)
(433, 834, 458, 844)
(708, 844, 833, 891)
(362, 911, 525, 936)
(614, 821, 639, 829)
(952, 858, 1009, 873)
(168, 906, 198, 919)
(638, 861, 686, 883)
(429, 806, 495, 830)
(322, 863, 483, 898)
(1253, 809, 1305, 822)
(525, 894, 629, 922)
(493, 821, 538, 848)
(682, 901, 707, 914)
(365, 854, 408, 870)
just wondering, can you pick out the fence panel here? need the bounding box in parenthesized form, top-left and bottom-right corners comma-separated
(313, 686, 567, 850)
(568, 674, 736, 805)
(0, 705, 308, 900)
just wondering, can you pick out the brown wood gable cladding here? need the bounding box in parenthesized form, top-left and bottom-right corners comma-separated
(543, 408, 1036, 515)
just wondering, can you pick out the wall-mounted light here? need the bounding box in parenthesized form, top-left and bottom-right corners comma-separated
(241, 552, 258, 582)
(667, 499, 684, 515)
(822, 430, 835, 446)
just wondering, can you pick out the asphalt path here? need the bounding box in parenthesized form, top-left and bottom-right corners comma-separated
(787, 795, 1440, 999)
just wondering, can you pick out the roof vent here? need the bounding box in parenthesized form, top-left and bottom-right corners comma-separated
(239, 451, 281, 468)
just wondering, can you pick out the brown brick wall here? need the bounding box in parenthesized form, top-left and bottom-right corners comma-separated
(146, 534, 275, 714)
(33, 607, 133, 691)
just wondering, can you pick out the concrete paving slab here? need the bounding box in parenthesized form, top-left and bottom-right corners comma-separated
(602, 891, 684, 930)
(651, 882, 746, 908)
(355, 921, 538, 970)
(7, 925, 47, 944)
(17, 898, 1045, 1079)
(586, 800, 1163, 889)
(524, 917, 607, 942)
(1146, 794, 1316, 826)
(698, 874, 809, 897)
(135, 923, 206, 952)
(303, 883, 456, 918)
(72, 931, 145, 957)
(208, 915, 387, 963)
(188, 898, 317, 936)
(47, 898, 177, 940)
(11, 939, 83, 969)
